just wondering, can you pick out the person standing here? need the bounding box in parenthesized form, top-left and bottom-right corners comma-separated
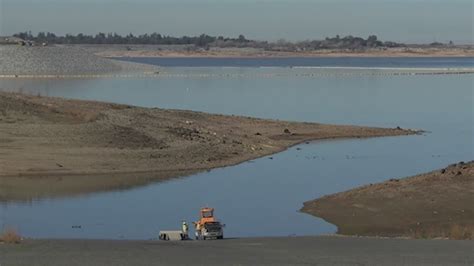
(195, 222, 202, 240)
(182, 220, 189, 240)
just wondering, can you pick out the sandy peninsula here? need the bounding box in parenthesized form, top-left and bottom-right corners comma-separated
(0, 45, 160, 76)
(91, 46, 474, 58)
(0, 92, 418, 201)
(302, 161, 474, 240)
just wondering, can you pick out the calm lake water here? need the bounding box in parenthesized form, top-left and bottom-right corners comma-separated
(0, 58, 473, 239)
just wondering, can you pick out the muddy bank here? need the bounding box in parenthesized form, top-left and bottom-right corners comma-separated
(301, 161, 474, 239)
(0, 92, 418, 201)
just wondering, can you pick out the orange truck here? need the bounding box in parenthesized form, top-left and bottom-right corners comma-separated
(193, 207, 224, 240)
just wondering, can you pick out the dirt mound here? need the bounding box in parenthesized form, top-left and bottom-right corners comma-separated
(302, 161, 474, 239)
(92, 124, 169, 150)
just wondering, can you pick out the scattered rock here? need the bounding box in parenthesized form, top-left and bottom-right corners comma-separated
(284, 128, 291, 134)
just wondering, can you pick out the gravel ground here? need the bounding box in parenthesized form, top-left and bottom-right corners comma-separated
(1, 236, 473, 266)
(0, 45, 159, 76)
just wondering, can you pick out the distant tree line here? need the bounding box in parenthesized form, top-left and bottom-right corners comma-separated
(13, 31, 408, 50)
(267, 35, 407, 52)
(13, 31, 250, 47)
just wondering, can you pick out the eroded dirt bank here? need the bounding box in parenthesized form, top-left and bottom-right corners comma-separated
(0, 92, 417, 201)
(301, 161, 474, 239)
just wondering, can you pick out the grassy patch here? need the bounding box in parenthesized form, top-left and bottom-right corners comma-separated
(0, 227, 22, 244)
(448, 224, 474, 240)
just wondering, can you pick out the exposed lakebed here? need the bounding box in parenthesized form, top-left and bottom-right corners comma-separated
(0, 58, 472, 239)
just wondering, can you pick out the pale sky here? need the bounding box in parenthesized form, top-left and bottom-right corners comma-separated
(0, 0, 473, 44)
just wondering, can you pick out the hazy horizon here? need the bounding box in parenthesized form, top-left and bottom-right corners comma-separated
(1, 0, 473, 44)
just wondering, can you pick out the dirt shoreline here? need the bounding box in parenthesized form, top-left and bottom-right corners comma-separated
(94, 47, 474, 58)
(301, 161, 474, 239)
(0, 92, 419, 201)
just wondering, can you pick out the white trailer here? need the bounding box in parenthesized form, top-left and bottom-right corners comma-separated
(158, 230, 187, 241)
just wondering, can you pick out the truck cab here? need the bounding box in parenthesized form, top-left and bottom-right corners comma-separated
(195, 207, 224, 240)
(202, 221, 224, 240)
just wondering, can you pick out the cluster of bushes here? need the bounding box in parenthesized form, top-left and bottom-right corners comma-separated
(0, 228, 21, 244)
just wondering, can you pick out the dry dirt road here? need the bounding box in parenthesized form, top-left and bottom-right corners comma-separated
(1, 236, 473, 266)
